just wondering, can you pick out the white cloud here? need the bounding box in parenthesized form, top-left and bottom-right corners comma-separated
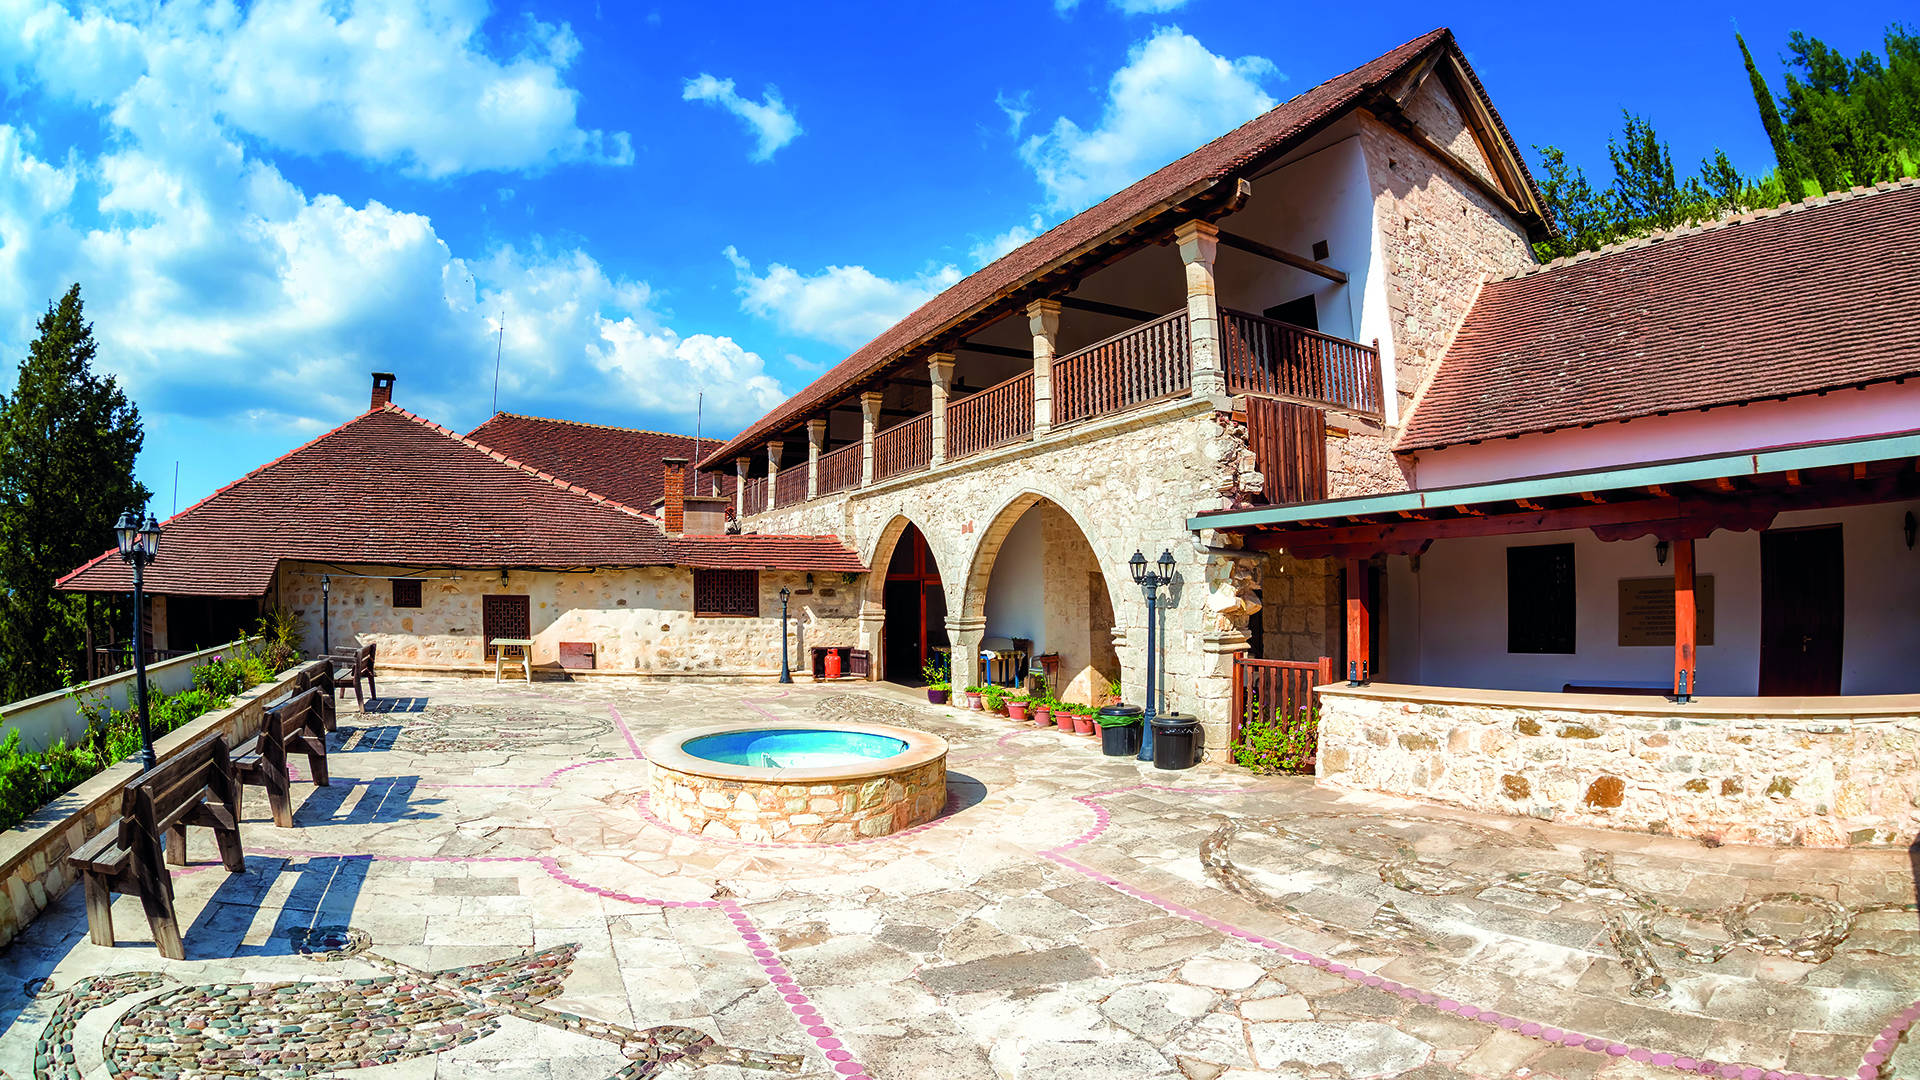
(724, 246, 961, 350)
(683, 73, 801, 162)
(969, 214, 1045, 265)
(1019, 27, 1279, 213)
(0, 0, 629, 178)
(1113, 0, 1193, 11)
(995, 91, 1030, 138)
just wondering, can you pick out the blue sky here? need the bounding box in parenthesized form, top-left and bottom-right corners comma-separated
(0, 0, 1909, 513)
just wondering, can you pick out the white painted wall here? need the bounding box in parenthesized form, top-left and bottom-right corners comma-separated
(982, 507, 1046, 651)
(1386, 500, 1920, 695)
(0, 637, 261, 753)
(1409, 381, 1920, 488)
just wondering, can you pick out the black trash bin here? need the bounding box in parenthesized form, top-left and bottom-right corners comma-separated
(1097, 705, 1143, 757)
(1149, 712, 1200, 770)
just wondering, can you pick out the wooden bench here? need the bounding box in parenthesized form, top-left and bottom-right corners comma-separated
(287, 661, 338, 733)
(232, 688, 330, 826)
(329, 643, 377, 709)
(70, 733, 246, 959)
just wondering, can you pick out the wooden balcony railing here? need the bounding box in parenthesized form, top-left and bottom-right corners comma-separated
(1221, 308, 1382, 416)
(817, 442, 862, 497)
(948, 372, 1034, 460)
(772, 466, 808, 508)
(740, 476, 767, 515)
(1050, 310, 1191, 426)
(873, 414, 931, 482)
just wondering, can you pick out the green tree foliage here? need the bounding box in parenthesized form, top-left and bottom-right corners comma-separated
(1740, 32, 1806, 192)
(1607, 112, 1684, 230)
(0, 285, 147, 701)
(1778, 26, 1920, 191)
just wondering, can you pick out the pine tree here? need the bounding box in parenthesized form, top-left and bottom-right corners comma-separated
(1738, 32, 1805, 196)
(1607, 112, 1683, 230)
(1531, 145, 1618, 258)
(0, 285, 148, 700)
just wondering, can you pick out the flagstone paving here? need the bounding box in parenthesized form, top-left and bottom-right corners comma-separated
(0, 678, 1914, 1080)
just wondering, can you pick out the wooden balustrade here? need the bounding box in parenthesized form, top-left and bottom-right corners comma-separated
(740, 476, 767, 516)
(816, 442, 862, 496)
(947, 372, 1034, 460)
(872, 414, 931, 482)
(1230, 655, 1334, 758)
(1221, 308, 1382, 415)
(1050, 310, 1191, 426)
(772, 466, 808, 508)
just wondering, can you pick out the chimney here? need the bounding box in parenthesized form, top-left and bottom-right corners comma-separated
(661, 457, 687, 535)
(370, 372, 396, 409)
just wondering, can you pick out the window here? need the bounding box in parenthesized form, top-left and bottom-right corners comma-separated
(1508, 543, 1575, 654)
(482, 594, 530, 660)
(391, 578, 421, 608)
(694, 569, 759, 618)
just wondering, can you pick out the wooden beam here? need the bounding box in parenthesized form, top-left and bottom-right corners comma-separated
(1785, 469, 1803, 486)
(955, 341, 1033, 361)
(1215, 229, 1349, 284)
(1345, 558, 1371, 684)
(1578, 491, 1607, 504)
(1515, 498, 1546, 510)
(1058, 296, 1160, 322)
(1712, 477, 1737, 492)
(1673, 538, 1696, 701)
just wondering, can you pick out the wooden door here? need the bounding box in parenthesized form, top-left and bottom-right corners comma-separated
(482, 594, 530, 661)
(1759, 526, 1843, 696)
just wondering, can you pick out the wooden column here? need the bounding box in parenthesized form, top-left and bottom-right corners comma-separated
(1174, 219, 1226, 397)
(734, 455, 750, 518)
(806, 418, 825, 500)
(1026, 299, 1060, 437)
(1344, 557, 1371, 684)
(927, 354, 954, 466)
(1672, 538, 1696, 700)
(859, 391, 883, 488)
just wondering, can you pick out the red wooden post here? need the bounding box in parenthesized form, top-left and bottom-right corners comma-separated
(1229, 655, 1244, 748)
(1673, 537, 1697, 701)
(1345, 558, 1371, 684)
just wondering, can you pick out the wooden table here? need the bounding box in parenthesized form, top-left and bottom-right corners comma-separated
(491, 638, 534, 684)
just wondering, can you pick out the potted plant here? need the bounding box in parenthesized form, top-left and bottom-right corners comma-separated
(1072, 705, 1097, 736)
(922, 655, 951, 705)
(1028, 679, 1053, 726)
(964, 685, 984, 710)
(1097, 707, 1144, 755)
(1006, 693, 1030, 722)
(983, 686, 1008, 716)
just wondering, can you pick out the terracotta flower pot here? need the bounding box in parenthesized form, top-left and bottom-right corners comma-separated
(1007, 701, 1029, 721)
(1073, 714, 1096, 736)
(1032, 706, 1052, 727)
(966, 692, 983, 710)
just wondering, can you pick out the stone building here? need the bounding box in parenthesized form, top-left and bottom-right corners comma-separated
(60, 376, 866, 679)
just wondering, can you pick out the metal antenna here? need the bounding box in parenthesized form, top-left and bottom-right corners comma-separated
(491, 312, 505, 414)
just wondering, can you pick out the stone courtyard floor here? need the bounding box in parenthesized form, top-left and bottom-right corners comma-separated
(0, 678, 1915, 1080)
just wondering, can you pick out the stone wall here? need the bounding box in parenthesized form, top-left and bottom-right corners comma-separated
(648, 756, 947, 843)
(277, 562, 863, 679)
(1258, 553, 1340, 665)
(1359, 114, 1533, 424)
(1316, 684, 1920, 847)
(0, 660, 320, 949)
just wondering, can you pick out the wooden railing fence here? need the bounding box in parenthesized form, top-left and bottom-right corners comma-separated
(1221, 309, 1382, 416)
(739, 477, 767, 516)
(948, 372, 1034, 460)
(816, 442, 862, 497)
(1230, 655, 1334, 758)
(772, 466, 808, 509)
(1244, 397, 1328, 505)
(1051, 310, 1191, 426)
(872, 414, 931, 482)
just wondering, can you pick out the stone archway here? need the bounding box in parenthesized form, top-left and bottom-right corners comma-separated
(860, 515, 948, 684)
(953, 489, 1124, 704)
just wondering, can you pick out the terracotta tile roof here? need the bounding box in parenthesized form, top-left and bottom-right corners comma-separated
(703, 27, 1534, 470)
(60, 406, 862, 595)
(466, 412, 733, 510)
(668, 535, 867, 574)
(1398, 180, 1920, 451)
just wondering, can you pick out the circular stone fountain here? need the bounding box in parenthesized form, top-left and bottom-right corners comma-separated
(644, 722, 948, 843)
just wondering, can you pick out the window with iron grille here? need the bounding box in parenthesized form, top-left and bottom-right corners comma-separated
(1508, 543, 1576, 654)
(694, 569, 758, 618)
(391, 578, 421, 608)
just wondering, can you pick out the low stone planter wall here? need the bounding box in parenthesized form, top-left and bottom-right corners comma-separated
(1315, 683, 1920, 847)
(0, 659, 325, 948)
(645, 723, 948, 844)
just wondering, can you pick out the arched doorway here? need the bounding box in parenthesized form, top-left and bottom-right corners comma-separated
(882, 523, 949, 683)
(965, 495, 1120, 704)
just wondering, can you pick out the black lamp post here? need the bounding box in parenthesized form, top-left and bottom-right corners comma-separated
(778, 586, 793, 683)
(320, 574, 331, 655)
(114, 510, 163, 772)
(1129, 548, 1177, 763)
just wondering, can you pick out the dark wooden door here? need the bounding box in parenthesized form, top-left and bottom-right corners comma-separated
(1759, 526, 1844, 696)
(482, 594, 530, 660)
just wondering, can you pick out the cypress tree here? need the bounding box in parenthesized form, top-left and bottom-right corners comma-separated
(1738, 33, 1805, 196)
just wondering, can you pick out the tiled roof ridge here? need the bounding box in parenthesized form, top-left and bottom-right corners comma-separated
(56, 406, 401, 588)
(1501, 175, 1920, 281)
(380, 405, 665, 528)
(477, 411, 729, 447)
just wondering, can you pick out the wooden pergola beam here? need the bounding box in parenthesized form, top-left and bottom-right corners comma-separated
(955, 341, 1033, 361)
(1215, 229, 1349, 284)
(1058, 296, 1161, 322)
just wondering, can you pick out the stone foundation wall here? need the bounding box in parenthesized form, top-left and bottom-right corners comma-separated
(1316, 685, 1920, 847)
(277, 562, 862, 679)
(648, 757, 947, 844)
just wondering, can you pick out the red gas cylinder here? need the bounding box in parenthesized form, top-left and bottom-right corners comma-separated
(824, 649, 843, 680)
